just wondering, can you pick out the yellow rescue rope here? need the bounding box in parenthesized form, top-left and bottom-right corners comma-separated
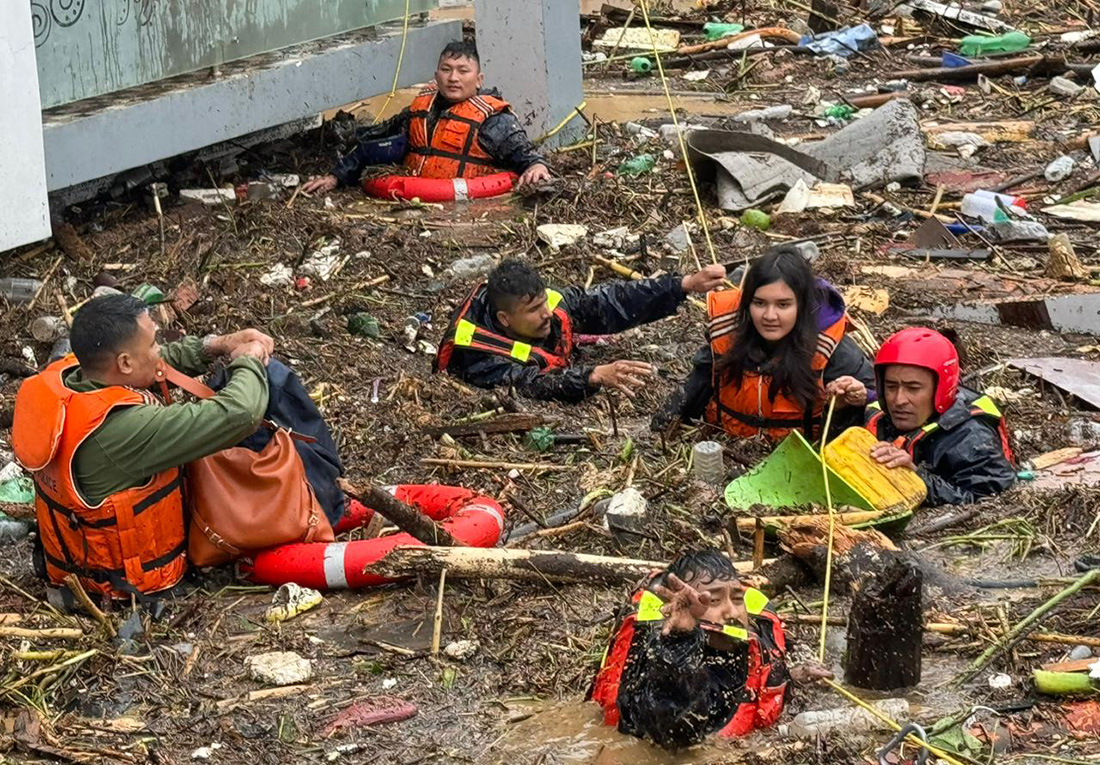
(373, 0, 412, 125)
(636, 0, 718, 266)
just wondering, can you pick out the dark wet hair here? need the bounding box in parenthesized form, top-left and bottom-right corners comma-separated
(665, 547, 738, 586)
(70, 294, 149, 371)
(717, 250, 820, 410)
(440, 41, 480, 68)
(486, 259, 545, 314)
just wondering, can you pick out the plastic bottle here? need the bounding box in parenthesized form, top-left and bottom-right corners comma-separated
(958, 31, 1031, 56)
(618, 154, 656, 177)
(824, 104, 855, 120)
(630, 57, 653, 74)
(703, 22, 744, 41)
(692, 441, 725, 484)
(960, 190, 1027, 223)
(31, 316, 68, 343)
(0, 278, 44, 304)
(787, 698, 910, 738)
(132, 283, 165, 304)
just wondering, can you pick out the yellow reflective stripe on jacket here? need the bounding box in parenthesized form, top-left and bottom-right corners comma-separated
(744, 587, 769, 615)
(546, 288, 564, 311)
(511, 341, 532, 362)
(637, 590, 665, 622)
(720, 624, 750, 640)
(454, 319, 477, 347)
(972, 395, 1002, 418)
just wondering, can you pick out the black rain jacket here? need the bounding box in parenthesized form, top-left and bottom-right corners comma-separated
(441, 275, 688, 403)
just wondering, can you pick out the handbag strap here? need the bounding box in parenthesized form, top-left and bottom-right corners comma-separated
(157, 362, 317, 444)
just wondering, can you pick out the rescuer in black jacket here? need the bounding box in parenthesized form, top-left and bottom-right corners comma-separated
(865, 328, 1016, 506)
(434, 259, 727, 403)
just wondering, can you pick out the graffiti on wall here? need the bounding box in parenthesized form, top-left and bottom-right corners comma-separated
(32, 0, 156, 47)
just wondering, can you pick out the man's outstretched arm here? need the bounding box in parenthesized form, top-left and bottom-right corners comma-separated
(562, 266, 726, 335)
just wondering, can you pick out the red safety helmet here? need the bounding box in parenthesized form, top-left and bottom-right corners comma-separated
(874, 328, 960, 414)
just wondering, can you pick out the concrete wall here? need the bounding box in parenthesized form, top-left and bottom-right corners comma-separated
(1, 2, 51, 252)
(32, 0, 435, 108)
(42, 22, 461, 192)
(476, 0, 585, 148)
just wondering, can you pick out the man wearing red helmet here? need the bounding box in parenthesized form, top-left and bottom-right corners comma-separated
(865, 328, 1016, 506)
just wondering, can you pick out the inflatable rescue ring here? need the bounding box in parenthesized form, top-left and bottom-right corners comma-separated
(362, 172, 516, 203)
(240, 485, 504, 590)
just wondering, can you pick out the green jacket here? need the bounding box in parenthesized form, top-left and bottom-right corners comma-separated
(65, 336, 269, 506)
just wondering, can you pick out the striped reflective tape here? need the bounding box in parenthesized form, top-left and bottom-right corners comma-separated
(463, 502, 505, 531)
(323, 542, 349, 588)
(453, 178, 469, 202)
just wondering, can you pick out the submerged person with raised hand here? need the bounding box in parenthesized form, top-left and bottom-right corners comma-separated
(590, 548, 831, 750)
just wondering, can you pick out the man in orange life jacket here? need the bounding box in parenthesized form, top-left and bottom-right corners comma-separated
(12, 294, 273, 606)
(435, 259, 728, 402)
(303, 41, 550, 194)
(589, 548, 832, 750)
(865, 328, 1016, 506)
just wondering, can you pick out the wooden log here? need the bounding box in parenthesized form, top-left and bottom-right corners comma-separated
(364, 545, 760, 584)
(422, 413, 546, 438)
(889, 55, 1045, 82)
(338, 479, 457, 547)
(52, 222, 94, 261)
(845, 557, 923, 690)
(923, 120, 1035, 143)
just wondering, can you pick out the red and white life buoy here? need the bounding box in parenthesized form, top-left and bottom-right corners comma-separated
(239, 485, 504, 590)
(362, 172, 516, 203)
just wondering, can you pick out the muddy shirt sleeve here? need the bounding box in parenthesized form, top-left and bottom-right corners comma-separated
(453, 351, 599, 403)
(562, 275, 687, 335)
(917, 421, 1017, 506)
(73, 357, 270, 506)
(616, 627, 747, 750)
(652, 344, 713, 431)
(477, 111, 545, 174)
(331, 109, 412, 187)
(158, 335, 211, 376)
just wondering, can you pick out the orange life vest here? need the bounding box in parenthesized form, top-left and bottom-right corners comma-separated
(704, 289, 849, 441)
(11, 356, 187, 600)
(404, 85, 510, 180)
(865, 397, 1016, 465)
(590, 582, 789, 738)
(435, 284, 574, 373)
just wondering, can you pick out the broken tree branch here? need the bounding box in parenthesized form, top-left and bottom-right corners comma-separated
(365, 545, 764, 585)
(422, 413, 546, 438)
(338, 478, 457, 546)
(888, 54, 1044, 82)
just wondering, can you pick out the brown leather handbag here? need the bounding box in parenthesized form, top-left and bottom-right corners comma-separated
(159, 365, 334, 567)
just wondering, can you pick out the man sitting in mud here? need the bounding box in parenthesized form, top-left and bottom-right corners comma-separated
(590, 548, 831, 750)
(865, 328, 1016, 506)
(12, 294, 273, 606)
(434, 259, 727, 402)
(302, 41, 550, 193)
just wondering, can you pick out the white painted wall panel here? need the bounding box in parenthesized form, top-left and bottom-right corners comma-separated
(0, 2, 51, 253)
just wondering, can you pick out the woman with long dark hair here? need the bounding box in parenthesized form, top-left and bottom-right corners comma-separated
(654, 251, 874, 441)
